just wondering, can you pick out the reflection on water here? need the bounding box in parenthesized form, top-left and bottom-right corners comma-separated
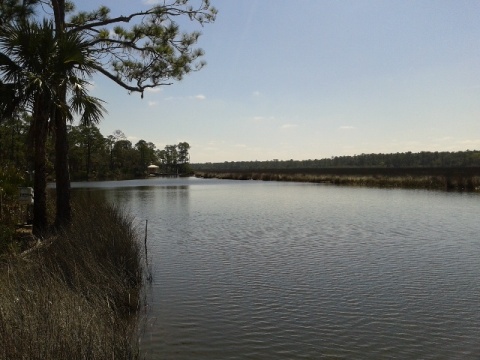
(72, 178, 480, 359)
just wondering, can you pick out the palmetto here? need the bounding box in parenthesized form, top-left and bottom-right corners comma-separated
(0, 18, 105, 235)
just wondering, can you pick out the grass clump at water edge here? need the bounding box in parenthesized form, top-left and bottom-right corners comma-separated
(0, 197, 144, 359)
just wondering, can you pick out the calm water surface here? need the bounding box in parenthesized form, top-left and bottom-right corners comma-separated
(72, 177, 480, 359)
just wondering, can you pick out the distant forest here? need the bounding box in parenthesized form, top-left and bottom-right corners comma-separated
(2, 114, 479, 180)
(191, 151, 480, 171)
(0, 115, 190, 181)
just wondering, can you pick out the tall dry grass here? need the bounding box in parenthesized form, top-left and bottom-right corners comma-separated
(195, 171, 480, 191)
(0, 197, 144, 359)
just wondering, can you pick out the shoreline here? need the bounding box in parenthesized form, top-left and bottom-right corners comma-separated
(0, 198, 143, 359)
(193, 167, 480, 192)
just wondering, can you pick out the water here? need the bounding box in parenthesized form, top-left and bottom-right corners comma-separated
(72, 177, 480, 359)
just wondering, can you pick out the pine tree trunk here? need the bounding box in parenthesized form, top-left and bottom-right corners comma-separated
(52, 0, 71, 229)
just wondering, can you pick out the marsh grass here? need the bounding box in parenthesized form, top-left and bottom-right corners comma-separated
(0, 197, 143, 359)
(196, 171, 480, 191)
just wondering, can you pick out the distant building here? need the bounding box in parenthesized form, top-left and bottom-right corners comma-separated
(147, 164, 160, 176)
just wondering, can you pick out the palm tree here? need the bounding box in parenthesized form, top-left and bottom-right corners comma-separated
(0, 18, 105, 235)
(1, 20, 59, 235)
(3, 0, 216, 231)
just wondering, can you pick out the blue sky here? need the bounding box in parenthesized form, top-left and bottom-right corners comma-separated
(78, 0, 480, 163)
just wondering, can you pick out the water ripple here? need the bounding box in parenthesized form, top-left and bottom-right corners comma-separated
(91, 180, 480, 359)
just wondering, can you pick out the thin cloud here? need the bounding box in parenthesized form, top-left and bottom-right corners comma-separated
(148, 101, 158, 107)
(204, 140, 225, 151)
(145, 87, 163, 93)
(252, 115, 275, 122)
(339, 126, 355, 130)
(210, 140, 226, 145)
(280, 124, 298, 130)
(435, 136, 453, 141)
(252, 91, 261, 96)
(457, 139, 480, 146)
(163, 95, 206, 101)
(204, 146, 219, 151)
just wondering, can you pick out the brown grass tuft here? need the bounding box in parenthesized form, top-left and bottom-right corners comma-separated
(0, 197, 143, 359)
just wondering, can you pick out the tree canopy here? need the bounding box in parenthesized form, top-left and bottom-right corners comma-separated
(0, 0, 216, 234)
(66, 0, 217, 96)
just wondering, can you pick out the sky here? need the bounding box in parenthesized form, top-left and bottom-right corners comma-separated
(76, 0, 480, 163)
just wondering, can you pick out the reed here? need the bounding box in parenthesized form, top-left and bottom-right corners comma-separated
(0, 197, 143, 359)
(194, 171, 480, 191)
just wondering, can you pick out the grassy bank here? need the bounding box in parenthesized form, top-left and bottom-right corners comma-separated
(0, 198, 143, 359)
(194, 167, 480, 191)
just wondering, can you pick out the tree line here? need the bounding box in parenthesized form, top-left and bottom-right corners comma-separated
(0, 0, 216, 235)
(68, 126, 191, 180)
(192, 150, 480, 172)
(0, 115, 191, 181)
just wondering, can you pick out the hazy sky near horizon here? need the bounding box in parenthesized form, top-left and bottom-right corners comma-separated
(79, 0, 480, 163)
